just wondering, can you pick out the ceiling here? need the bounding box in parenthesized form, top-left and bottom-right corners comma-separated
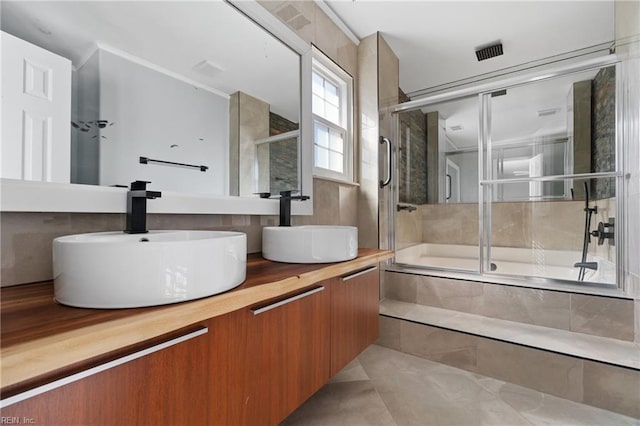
(0, 1, 300, 121)
(325, 0, 615, 148)
(325, 0, 615, 95)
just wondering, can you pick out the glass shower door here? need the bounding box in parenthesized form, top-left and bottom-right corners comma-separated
(393, 96, 480, 272)
(482, 65, 619, 286)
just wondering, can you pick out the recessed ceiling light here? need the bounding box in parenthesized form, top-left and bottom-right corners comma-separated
(193, 60, 224, 77)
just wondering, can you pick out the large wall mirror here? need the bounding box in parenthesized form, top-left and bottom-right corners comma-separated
(0, 1, 312, 214)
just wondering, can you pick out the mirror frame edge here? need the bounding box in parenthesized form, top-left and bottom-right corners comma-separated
(0, 0, 313, 216)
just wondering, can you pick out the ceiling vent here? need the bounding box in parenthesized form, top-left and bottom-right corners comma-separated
(491, 89, 507, 97)
(475, 42, 503, 61)
(537, 108, 558, 117)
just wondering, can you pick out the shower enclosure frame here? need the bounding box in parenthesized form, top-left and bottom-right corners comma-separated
(383, 54, 627, 295)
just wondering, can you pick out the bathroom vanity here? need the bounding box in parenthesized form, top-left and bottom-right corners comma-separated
(0, 249, 392, 425)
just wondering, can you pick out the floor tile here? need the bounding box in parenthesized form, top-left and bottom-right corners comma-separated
(283, 345, 638, 426)
(281, 380, 397, 426)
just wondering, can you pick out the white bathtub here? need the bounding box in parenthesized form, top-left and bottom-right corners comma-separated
(395, 243, 616, 284)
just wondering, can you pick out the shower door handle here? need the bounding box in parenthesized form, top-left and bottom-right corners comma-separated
(446, 174, 452, 200)
(379, 136, 392, 188)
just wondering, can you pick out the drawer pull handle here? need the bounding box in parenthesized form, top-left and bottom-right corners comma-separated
(252, 286, 325, 315)
(342, 266, 378, 282)
(0, 327, 208, 408)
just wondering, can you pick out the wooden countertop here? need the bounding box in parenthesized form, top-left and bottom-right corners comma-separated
(1, 249, 392, 393)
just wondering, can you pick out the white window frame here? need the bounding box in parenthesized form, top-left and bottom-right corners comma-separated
(311, 47, 354, 183)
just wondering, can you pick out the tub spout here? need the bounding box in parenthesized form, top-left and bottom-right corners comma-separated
(574, 261, 598, 271)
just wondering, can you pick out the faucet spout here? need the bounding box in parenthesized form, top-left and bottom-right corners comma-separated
(279, 190, 309, 227)
(125, 181, 162, 234)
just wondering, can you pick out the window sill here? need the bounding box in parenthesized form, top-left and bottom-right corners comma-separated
(312, 174, 360, 187)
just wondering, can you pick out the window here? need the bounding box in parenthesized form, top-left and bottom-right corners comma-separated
(312, 48, 353, 182)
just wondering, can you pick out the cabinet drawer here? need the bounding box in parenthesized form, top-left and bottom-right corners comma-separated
(228, 285, 331, 425)
(1, 326, 212, 426)
(331, 265, 380, 376)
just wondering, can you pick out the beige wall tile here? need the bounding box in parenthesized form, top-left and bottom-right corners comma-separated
(1, 212, 274, 287)
(396, 208, 423, 250)
(570, 294, 635, 341)
(357, 34, 380, 249)
(476, 339, 584, 402)
(376, 315, 402, 350)
(583, 360, 640, 418)
(416, 276, 484, 315)
(527, 201, 583, 251)
(482, 285, 571, 330)
(419, 200, 603, 251)
(491, 202, 532, 248)
(339, 184, 359, 226)
(400, 322, 479, 372)
(2, 212, 123, 286)
(636, 298, 640, 344)
(382, 271, 418, 303)
(377, 34, 399, 110)
(293, 178, 338, 226)
(237, 92, 270, 197)
(422, 204, 479, 245)
(337, 41, 358, 78)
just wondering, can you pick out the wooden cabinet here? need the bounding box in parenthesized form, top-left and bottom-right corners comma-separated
(330, 266, 380, 376)
(228, 285, 331, 425)
(0, 319, 223, 426)
(0, 260, 382, 426)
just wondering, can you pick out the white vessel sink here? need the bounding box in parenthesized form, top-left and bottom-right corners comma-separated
(262, 225, 357, 263)
(53, 230, 246, 308)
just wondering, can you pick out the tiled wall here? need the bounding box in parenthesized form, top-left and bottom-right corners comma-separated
(383, 271, 636, 342)
(592, 66, 616, 199)
(378, 315, 640, 418)
(409, 198, 616, 261)
(357, 34, 380, 249)
(397, 90, 427, 205)
(268, 112, 299, 194)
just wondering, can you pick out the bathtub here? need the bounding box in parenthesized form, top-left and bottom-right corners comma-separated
(395, 243, 616, 284)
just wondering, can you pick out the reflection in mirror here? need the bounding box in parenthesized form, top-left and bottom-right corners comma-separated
(1, 1, 300, 196)
(396, 65, 616, 205)
(255, 131, 299, 196)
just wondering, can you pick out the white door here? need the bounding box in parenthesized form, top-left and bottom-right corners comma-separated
(1, 31, 71, 182)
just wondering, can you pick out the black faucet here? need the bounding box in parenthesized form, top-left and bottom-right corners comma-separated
(279, 190, 309, 226)
(125, 180, 161, 234)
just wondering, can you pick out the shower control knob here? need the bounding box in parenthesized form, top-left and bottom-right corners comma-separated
(591, 221, 614, 246)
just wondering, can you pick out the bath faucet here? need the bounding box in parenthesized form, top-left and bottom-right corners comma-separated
(279, 190, 309, 226)
(574, 261, 598, 271)
(125, 180, 161, 234)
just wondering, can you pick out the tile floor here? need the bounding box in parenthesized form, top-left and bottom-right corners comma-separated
(282, 345, 639, 426)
